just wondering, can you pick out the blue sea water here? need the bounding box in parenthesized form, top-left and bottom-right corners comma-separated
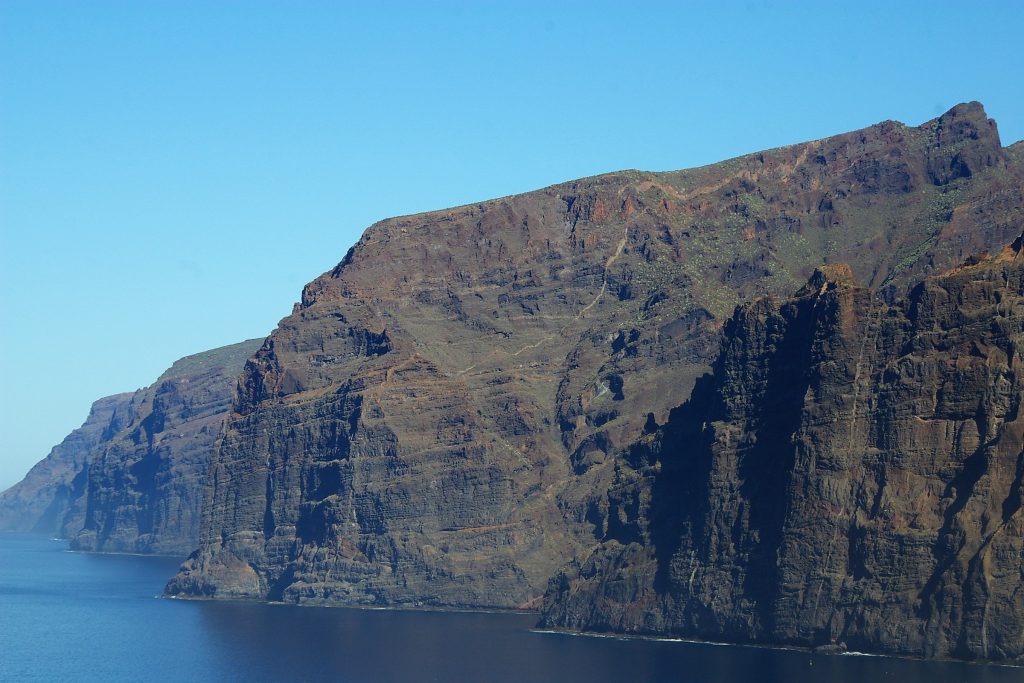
(0, 533, 1020, 683)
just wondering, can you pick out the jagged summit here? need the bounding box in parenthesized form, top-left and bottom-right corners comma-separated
(927, 100, 997, 134)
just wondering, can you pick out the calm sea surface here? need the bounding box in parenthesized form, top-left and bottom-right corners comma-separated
(0, 533, 1019, 683)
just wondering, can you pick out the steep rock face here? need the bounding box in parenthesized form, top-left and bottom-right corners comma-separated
(0, 393, 134, 536)
(541, 235, 1024, 661)
(71, 339, 264, 555)
(170, 103, 1024, 611)
(0, 339, 262, 555)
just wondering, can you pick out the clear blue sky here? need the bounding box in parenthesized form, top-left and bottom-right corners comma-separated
(2, 0, 1022, 490)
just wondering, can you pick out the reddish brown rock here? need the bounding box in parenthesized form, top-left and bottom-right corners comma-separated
(541, 234, 1024, 662)
(169, 102, 1024, 632)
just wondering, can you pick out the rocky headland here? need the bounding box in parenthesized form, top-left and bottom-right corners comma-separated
(166, 102, 1023, 664)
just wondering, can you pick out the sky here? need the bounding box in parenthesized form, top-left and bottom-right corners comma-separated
(1, 0, 1023, 490)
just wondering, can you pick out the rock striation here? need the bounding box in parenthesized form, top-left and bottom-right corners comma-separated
(71, 339, 265, 554)
(0, 339, 263, 555)
(540, 234, 1024, 661)
(168, 101, 1024, 632)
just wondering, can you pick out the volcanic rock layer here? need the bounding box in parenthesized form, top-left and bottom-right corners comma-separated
(9, 102, 1020, 660)
(540, 235, 1024, 661)
(167, 101, 1024, 640)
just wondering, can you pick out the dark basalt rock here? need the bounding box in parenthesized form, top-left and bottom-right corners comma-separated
(540, 234, 1024, 662)
(168, 102, 1024, 638)
(0, 339, 263, 555)
(70, 338, 265, 555)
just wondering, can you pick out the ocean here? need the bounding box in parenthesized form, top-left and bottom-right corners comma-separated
(0, 533, 1018, 682)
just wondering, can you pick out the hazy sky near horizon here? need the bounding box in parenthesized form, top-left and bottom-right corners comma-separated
(2, 0, 1023, 490)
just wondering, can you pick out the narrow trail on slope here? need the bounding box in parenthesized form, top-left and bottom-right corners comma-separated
(456, 222, 631, 377)
(576, 225, 629, 319)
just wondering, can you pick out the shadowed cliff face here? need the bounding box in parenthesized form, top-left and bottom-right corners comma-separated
(71, 339, 265, 555)
(0, 339, 263, 555)
(168, 102, 1024, 619)
(541, 234, 1024, 662)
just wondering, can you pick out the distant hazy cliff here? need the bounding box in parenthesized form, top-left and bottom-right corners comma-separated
(0, 339, 263, 554)
(0, 393, 133, 537)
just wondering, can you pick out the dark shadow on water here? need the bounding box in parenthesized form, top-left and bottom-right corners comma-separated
(191, 600, 1022, 683)
(2, 533, 1021, 683)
